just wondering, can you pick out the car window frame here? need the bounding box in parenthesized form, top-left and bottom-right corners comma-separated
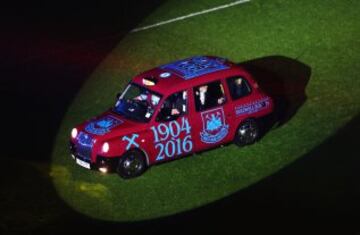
(155, 89, 189, 123)
(226, 75, 252, 101)
(193, 79, 227, 113)
(113, 82, 164, 123)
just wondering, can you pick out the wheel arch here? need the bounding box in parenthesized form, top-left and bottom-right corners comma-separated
(125, 147, 150, 166)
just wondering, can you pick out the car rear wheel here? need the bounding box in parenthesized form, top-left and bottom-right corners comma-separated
(117, 150, 147, 179)
(234, 119, 259, 147)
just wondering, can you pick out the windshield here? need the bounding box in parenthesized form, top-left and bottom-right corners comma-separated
(113, 83, 162, 122)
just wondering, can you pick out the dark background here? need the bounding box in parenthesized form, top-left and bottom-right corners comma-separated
(1, 1, 360, 234)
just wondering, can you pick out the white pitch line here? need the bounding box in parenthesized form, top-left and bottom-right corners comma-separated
(131, 0, 251, 33)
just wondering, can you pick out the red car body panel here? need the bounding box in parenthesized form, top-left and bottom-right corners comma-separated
(70, 56, 274, 171)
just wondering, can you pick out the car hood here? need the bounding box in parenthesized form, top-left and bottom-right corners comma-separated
(81, 111, 146, 139)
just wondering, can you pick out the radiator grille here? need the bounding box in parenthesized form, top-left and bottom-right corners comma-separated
(76, 131, 94, 160)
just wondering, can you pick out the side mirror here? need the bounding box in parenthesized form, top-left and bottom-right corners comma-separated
(116, 92, 122, 100)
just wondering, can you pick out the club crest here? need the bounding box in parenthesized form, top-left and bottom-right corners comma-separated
(200, 108, 229, 144)
(85, 115, 122, 135)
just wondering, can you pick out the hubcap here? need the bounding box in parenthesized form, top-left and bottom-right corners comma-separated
(123, 154, 142, 175)
(238, 121, 258, 144)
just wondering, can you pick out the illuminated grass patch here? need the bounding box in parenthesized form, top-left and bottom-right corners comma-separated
(51, 0, 360, 221)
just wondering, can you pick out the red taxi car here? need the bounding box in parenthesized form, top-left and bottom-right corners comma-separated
(70, 56, 274, 178)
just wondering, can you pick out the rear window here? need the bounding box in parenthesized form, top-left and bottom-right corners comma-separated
(226, 76, 251, 100)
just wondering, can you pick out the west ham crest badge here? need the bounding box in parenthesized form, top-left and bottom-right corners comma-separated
(200, 107, 229, 144)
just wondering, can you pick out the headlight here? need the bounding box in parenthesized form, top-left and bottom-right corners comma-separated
(102, 142, 110, 153)
(71, 128, 78, 139)
(99, 167, 108, 173)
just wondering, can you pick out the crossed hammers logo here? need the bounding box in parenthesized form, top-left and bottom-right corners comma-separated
(122, 134, 139, 150)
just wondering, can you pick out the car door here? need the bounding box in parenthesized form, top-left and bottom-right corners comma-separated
(225, 75, 257, 111)
(148, 89, 195, 163)
(188, 79, 234, 152)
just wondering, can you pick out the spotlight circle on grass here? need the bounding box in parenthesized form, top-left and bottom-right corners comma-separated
(50, 0, 360, 222)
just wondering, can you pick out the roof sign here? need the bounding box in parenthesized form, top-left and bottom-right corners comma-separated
(160, 56, 229, 80)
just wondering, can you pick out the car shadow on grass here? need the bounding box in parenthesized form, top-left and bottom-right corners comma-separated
(238, 55, 312, 138)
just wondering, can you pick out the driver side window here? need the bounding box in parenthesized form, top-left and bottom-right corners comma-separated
(156, 90, 188, 122)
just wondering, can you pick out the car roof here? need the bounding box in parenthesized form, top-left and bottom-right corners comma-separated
(131, 55, 249, 96)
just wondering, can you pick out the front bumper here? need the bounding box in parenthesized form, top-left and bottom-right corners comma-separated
(69, 141, 119, 173)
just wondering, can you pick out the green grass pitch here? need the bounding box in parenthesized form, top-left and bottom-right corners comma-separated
(49, 0, 360, 221)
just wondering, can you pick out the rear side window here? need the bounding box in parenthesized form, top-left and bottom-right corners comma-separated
(193, 80, 226, 112)
(226, 76, 251, 100)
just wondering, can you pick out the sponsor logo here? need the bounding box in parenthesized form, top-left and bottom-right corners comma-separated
(235, 98, 270, 116)
(160, 72, 171, 78)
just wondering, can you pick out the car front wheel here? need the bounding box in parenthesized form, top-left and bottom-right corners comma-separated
(117, 150, 147, 179)
(234, 119, 259, 147)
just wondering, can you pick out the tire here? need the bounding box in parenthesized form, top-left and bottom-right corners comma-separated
(234, 119, 259, 147)
(117, 150, 147, 179)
